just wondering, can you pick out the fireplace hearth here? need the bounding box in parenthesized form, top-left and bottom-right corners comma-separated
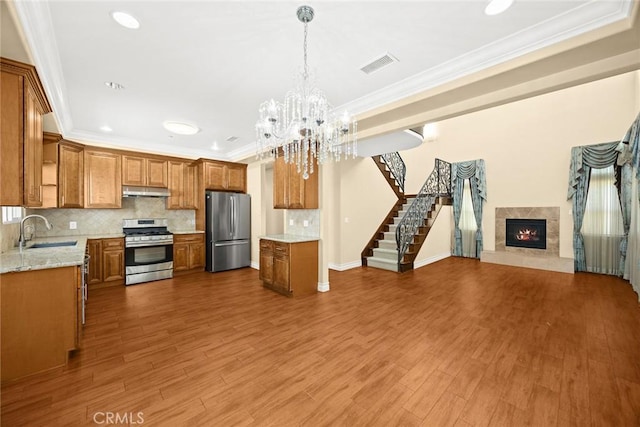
(506, 218, 546, 250)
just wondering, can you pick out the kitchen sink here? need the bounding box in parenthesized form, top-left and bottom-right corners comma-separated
(28, 241, 77, 249)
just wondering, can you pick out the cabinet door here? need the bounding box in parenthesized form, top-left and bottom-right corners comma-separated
(102, 249, 124, 282)
(273, 156, 288, 209)
(146, 159, 168, 188)
(166, 161, 184, 209)
(259, 250, 274, 285)
(23, 85, 43, 207)
(188, 242, 205, 270)
(173, 243, 190, 272)
(227, 164, 246, 192)
(58, 143, 84, 208)
(287, 161, 304, 209)
(85, 150, 122, 208)
(273, 255, 290, 293)
(183, 163, 198, 209)
(0, 71, 24, 206)
(204, 161, 226, 190)
(86, 239, 103, 285)
(122, 155, 145, 186)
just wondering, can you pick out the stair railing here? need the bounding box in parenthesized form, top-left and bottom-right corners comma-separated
(395, 159, 451, 264)
(380, 152, 406, 194)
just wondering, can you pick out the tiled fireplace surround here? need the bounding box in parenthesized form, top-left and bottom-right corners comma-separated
(481, 207, 574, 273)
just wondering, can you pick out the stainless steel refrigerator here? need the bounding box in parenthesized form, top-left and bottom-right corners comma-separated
(205, 191, 251, 272)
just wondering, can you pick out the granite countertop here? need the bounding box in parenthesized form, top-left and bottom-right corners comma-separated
(1, 236, 90, 274)
(172, 230, 205, 234)
(260, 234, 320, 243)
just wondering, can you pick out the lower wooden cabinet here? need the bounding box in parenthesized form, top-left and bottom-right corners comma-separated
(87, 238, 124, 287)
(173, 233, 205, 274)
(259, 239, 318, 296)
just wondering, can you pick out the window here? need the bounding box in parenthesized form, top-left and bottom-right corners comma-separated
(581, 165, 624, 275)
(2, 207, 23, 224)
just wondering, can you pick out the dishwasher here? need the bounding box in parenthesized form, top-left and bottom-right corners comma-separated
(81, 254, 90, 324)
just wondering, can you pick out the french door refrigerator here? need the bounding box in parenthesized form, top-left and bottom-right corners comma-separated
(205, 191, 251, 272)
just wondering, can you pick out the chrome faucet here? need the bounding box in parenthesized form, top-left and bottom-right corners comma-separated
(19, 214, 53, 252)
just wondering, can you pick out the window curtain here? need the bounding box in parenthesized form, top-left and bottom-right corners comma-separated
(567, 142, 621, 272)
(582, 166, 624, 275)
(452, 160, 487, 258)
(622, 112, 640, 300)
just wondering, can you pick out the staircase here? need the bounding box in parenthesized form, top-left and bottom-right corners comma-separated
(372, 152, 405, 198)
(362, 158, 452, 273)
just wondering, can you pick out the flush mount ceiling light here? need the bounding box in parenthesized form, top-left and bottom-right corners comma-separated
(111, 11, 140, 29)
(485, 0, 514, 15)
(99, 125, 113, 132)
(256, 5, 357, 180)
(162, 121, 200, 135)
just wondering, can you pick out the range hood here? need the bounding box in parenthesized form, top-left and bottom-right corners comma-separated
(122, 186, 170, 198)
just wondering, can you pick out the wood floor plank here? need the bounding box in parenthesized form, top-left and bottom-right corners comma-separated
(1, 259, 638, 425)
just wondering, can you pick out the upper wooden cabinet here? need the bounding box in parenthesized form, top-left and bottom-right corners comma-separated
(59, 141, 84, 208)
(202, 160, 247, 193)
(0, 58, 52, 207)
(167, 161, 198, 210)
(273, 155, 318, 209)
(122, 155, 168, 188)
(84, 149, 122, 208)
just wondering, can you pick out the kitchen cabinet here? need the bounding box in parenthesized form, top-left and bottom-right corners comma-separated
(1, 266, 79, 381)
(0, 57, 52, 207)
(87, 238, 124, 287)
(273, 155, 318, 209)
(122, 155, 168, 188)
(173, 233, 205, 274)
(167, 161, 198, 210)
(259, 239, 318, 296)
(41, 134, 84, 209)
(202, 160, 247, 193)
(84, 149, 122, 208)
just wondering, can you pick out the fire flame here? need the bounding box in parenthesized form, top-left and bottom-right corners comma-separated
(515, 228, 538, 241)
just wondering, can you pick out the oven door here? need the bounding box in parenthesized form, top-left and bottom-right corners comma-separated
(125, 243, 173, 273)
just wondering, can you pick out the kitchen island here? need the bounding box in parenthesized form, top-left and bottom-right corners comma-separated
(259, 234, 319, 297)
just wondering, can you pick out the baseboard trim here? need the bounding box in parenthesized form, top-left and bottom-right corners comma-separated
(414, 252, 451, 269)
(328, 260, 362, 271)
(317, 282, 330, 292)
(250, 261, 259, 270)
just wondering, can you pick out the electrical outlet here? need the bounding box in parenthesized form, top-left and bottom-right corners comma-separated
(303, 220, 309, 227)
(69, 221, 77, 230)
(289, 219, 294, 226)
(344, 217, 349, 223)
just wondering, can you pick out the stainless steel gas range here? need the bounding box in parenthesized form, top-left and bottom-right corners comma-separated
(123, 218, 173, 285)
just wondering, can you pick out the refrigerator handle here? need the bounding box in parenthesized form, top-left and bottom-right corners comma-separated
(230, 196, 235, 237)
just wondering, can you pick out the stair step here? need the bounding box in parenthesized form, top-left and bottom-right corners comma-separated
(387, 224, 397, 233)
(383, 231, 396, 241)
(366, 256, 399, 272)
(378, 240, 397, 250)
(372, 247, 398, 261)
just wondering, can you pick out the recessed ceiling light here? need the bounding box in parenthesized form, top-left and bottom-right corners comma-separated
(105, 81, 125, 90)
(485, 0, 514, 15)
(163, 121, 200, 135)
(211, 142, 220, 151)
(111, 11, 140, 29)
(99, 125, 113, 132)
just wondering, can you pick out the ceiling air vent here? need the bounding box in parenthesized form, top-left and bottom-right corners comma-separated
(225, 136, 239, 143)
(360, 52, 398, 75)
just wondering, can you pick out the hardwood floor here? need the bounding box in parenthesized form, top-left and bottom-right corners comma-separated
(2, 257, 640, 426)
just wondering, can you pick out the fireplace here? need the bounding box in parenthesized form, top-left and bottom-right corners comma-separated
(505, 218, 546, 250)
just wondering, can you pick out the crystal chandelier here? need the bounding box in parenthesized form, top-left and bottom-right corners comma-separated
(256, 5, 357, 180)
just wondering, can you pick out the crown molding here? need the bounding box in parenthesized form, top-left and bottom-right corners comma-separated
(13, 0, 72, 133)
(338, 0, 633, 117)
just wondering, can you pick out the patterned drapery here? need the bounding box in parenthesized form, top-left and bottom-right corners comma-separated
(621, 112, 640, 299)
(452, 160, 487, 258)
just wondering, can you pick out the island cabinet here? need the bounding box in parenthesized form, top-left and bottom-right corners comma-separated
(0, 57, 52, 207)
(84, 149, 122, 208)
(86, 238, 125, 287)
(122, 155, 168, 188)
(1, 266, 80, 381)
(202, 160, 247, 193)
(167, 161, 198, 210)
(273, 155, 318, 209)
(173, 233, 205, 274)
(259, 239, 318, 296)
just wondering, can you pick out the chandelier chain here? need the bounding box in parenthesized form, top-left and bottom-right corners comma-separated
(303, 22, 308, 79)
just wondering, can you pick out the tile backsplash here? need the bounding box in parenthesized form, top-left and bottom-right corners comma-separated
(25, 197, 195, 239)
(285, 209, 320, 237)
(0, 222, 21, 253)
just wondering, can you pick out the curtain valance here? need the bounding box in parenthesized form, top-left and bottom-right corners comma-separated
(451, 159, 487, 201)
(567, 142, 619, 200)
